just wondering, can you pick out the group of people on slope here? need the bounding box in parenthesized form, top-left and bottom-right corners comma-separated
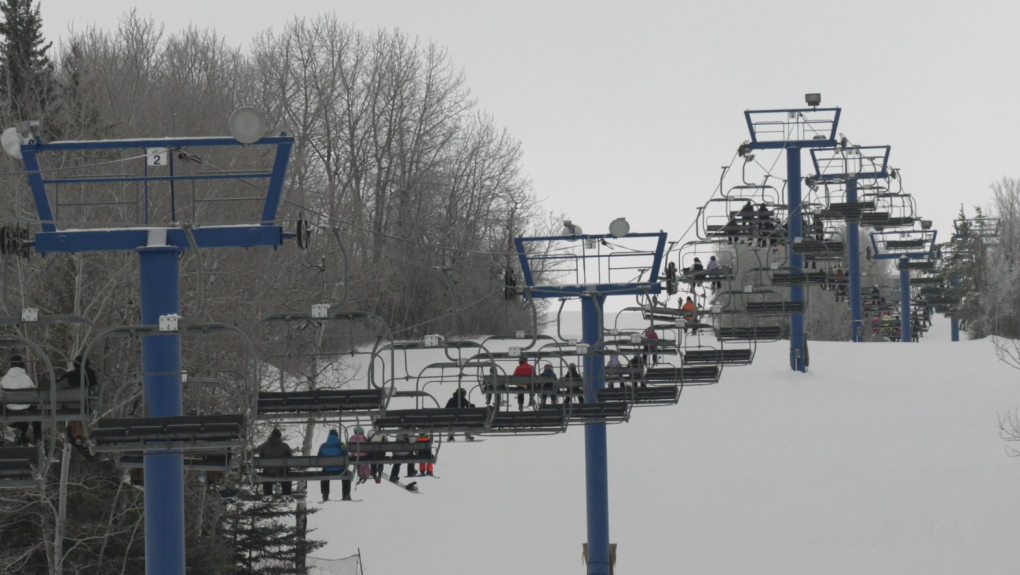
(256, 425, 433, 503)
(0, 353, 96, 449)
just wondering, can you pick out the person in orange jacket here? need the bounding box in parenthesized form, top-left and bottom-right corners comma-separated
(681, 296, 698, 335)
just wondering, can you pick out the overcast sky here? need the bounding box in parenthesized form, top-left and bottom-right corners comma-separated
(39, 0, 1020, 241)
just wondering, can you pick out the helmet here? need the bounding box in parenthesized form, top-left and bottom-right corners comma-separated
(354, 425, 365, 434)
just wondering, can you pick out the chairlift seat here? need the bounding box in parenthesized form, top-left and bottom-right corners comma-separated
(374, 408, 491, 433)
(257, 388, 385, 419)
(491, 407, 568, 432)
(0, 388, 90, 422)
(253, 455, 352, 481)
(717, 326, 782, 341)
(558, 401, 632, 421)
(0, 447, 39, 487)
(117, 453, 231, 471)
(898, 260, 935, 271)
(790, 240, 844, 255)
(598, 386, 679, 406)
(745, 301, 805, 315)
(645, 365, 719, 384)
(91, 414, 244, 453)
(770, 271, 829, 286)
(683, 349, 752, 366)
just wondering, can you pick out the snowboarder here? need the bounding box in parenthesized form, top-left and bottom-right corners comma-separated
(367, 427, 388, 484)
(681, 297, 698, 335)
(1, 355, 40, 446)
(256, 428, 294, 501)
(316, 429, 351, 501)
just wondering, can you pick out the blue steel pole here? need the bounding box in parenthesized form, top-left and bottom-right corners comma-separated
(139, 247, 185, 575)
(899, 257, 911, 343)
(582, 293, 610, 575)
(951, 318, 960, 341)
(846, 178, 863, 342)
(787, 148, 807, 372)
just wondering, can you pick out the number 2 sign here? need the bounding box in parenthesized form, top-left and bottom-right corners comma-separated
(146, 148, 169, 167)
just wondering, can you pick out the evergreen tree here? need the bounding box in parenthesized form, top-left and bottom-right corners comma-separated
(0, 0, 53, 118)
(227, 495, 325, 575)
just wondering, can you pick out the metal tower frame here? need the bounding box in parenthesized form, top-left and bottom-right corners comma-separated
(514, 231, 666, 575)
(810, 144, 892, 342)
(744, 107, 841, 371)
(18, 133, 293, 575)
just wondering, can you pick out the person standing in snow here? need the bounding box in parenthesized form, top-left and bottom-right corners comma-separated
(317, 429, 351, 501)
(2, 355, 41, 445)
(256, 428, 294, 500)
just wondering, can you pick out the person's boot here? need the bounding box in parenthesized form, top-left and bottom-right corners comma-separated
(407, 469, 418, 478)
(342, 494, 352, 501)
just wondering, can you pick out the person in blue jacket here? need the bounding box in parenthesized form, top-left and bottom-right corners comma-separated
(317, 429, 351, 501)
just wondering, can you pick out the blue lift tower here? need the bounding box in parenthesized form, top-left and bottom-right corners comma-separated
(811, 144, 892, 341)
(8, 120, 292, 575)
(514, 226, 667, 575)
(743, 96, 840, 371)
(871, 226, 937, 343)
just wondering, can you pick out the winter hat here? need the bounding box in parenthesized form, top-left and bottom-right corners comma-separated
(328, 429, 339, 437)
(270, 428, 282, 439)
(694, 257, 701, 263)
(568, 363, 576, 369)
(518, 357, 527, 364)
(9, 354, 24, 368)
(354, 425, 365, 434)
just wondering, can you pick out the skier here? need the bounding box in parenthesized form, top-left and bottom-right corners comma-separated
(686, 257, 704, 284)
(316, 429, 351, 501)
(642, 327, 659, 366)
(562, 363, 583, 403)
(539, 363, 558, 405)
(756, 203, 773, 246)
(56, 355, 97, 449)
(256, 428, 294, 501)
(445, 388, 475, 441)
(416, 432, 435, 477)
(681, 297, 697, 335)
(738, 201, 756, 242)
(348, 425, 370, 484)
(706, 255, 722, 290)
(1, 355, 40, 446)
(512, 357, 535, 410)
(366, 427, 387, 484)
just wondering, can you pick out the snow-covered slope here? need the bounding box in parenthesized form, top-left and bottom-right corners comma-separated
(309, 315, 1020, 574)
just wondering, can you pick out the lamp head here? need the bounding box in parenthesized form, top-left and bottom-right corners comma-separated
(228, 107, 267, 144)
(805, 93, 821, 107)
(608, 217, 630, 238)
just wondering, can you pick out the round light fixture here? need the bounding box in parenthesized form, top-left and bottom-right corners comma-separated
(608, 217, 630, 238)
(228, 107, 267, 144)
(1, 127, 23, 159)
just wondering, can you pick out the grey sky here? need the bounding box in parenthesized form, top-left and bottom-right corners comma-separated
(39, 0, 1020, 239)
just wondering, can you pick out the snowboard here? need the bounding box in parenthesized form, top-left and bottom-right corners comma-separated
(388, 478, 421, 494)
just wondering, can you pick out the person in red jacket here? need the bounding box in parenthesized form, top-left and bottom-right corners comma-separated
(512, 357, 535, 411)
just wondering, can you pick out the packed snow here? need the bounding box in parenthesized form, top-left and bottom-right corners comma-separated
(308, 313, 1020, 574)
